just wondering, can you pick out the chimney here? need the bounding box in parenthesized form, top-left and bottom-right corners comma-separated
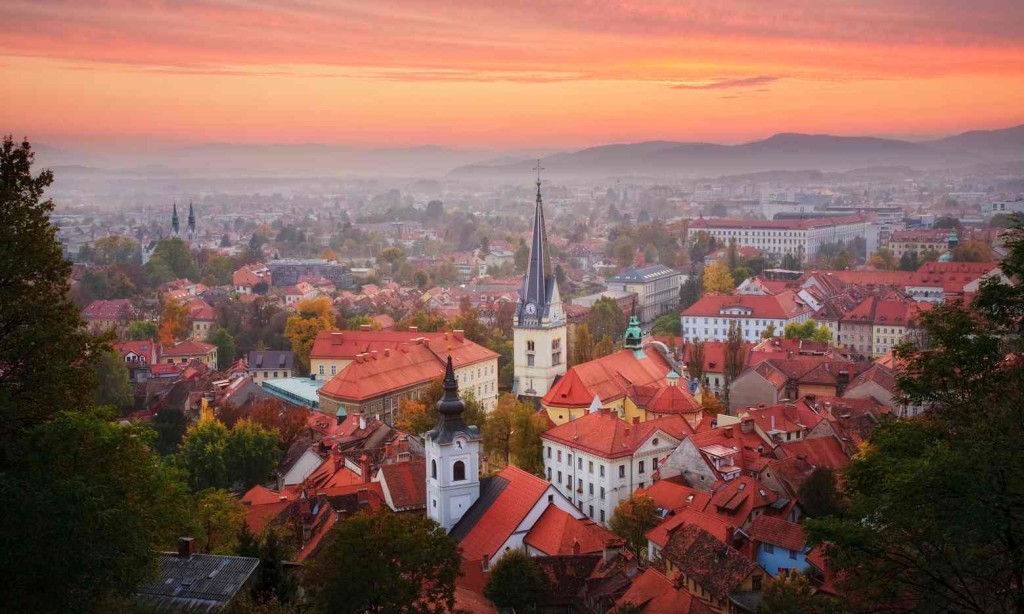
(384, 348, 391, 357)
(771, 415, 776, 431)
(385, 442, 394, 458)
(359, 415, 367, 431)
(453, 329, 464, 342)
(724, 426, 734, 438)
(725, 526, 735, 546)
(409, 326, 418, 333)
(276, 471, 283, 493)
(331, 332, 343, 345)
(632, 416, 640, 425)
(359, 324, 371, 331)
(836, 370, 850, 396)
(177, 537, 196, 559)
(370, 350, 378, 360)
(603, 538, 624, 563)
(332, 445, 343, 470)
(571, 539, 581, 556)
(359, 454, 371, 483)
(741, 417, 754, 433)
(481, 553, 490, 571)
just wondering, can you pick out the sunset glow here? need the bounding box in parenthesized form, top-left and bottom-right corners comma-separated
(2, 0, 1024, 147)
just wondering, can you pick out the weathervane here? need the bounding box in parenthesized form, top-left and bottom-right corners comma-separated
(533, 159, 544, 188)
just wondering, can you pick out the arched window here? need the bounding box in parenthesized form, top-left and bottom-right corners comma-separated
(431, 459, 437, 479)
(453, 460, 466, 482)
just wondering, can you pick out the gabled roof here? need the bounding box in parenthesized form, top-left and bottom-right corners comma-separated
(524, 505, 617, 556)
(661, 523, 760, 600)
(542, 347, 674, 408)
(82, 298, 134, 319)
(646, 506, 734, 549)
(905, 261, 998, 292)
(162, 340, 217, 357)
(777, 436, 851, 470)
(682, 290, 811, 320)
(378, 459, 426, 511)
(614, 567, 712, 614)
(637, 480, 711, 515)
(748, 514, 807, 552)
(451, 465, 551, 562)
(135, 553, 259, 611)
(608, 264, 680, 283)
(708, 476, 779, 521)
(542, 411, 689, 459)
(247, 350, 296, 371)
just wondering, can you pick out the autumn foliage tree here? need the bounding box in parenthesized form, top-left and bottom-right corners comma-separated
(610, 493, 660, 556)
(159, 296, 192, 345)
(284, 296, 334, 370)
(703, 263, 735, 294)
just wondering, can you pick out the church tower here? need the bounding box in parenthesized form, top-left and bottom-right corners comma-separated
(186, 202, 197, 243)
(513, 163, 567, 399)
(171, 202, 180, 237)
(425, 356, 482, 532)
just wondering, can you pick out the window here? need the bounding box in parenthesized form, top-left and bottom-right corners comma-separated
(547, 446, 551, 459)
(600, 465, 605, 478)
(588, 461, 594, 473)
(330, 365, 337, 375)
(558, 471, 562, 484)
(589, 505, 594, 518)
(652, 438, 659, 446)
(527, 355, 535, 367)
(431, 460, 437, 479)
(546, 468, 552, 480)
(638, 460, 645, 474)
(557, 450, 562, 462)
(578, 478, 583, 490)
(527, 341, 535, 351)
(589, 483, 594, 495)
(273, 371, 278, 378)
(453, 461, 466, 481)
(752, 576, 763, 591)
(578, 457, 583, 470)
(600, 487, 605, 499)
(789, 549, 798, 560)
(318, 364, 325, 375)
(619, 465, 625, 478)
(764, 543, 774, 554)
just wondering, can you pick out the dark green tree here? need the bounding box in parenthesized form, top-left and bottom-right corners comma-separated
(797, 467, 844, 518)
(128, 320, 159, 340)
(150, 237, 198, 280)
(225, 420, 280, 490)
(209, 326, 237, 370)
(483, 549, 547, 612)
(178, 419, 231, 490)
(153, 406, 188, 456)
(759, 570, 848, 614)
(679, 270, 703, 310)
(93, 347, 132, 409)
(253, 528, 297, 605)
(650, 312, 681, 337)
(0, 136, 100, 444)
(722, 321, 745, 410)
(306, 510, 461, 614)
(587, 296, 626, 343)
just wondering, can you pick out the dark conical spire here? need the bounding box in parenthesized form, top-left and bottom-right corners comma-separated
(518, 160, 551, 324)
(437, 356, 466, 419)
(171, 201, 180, 235)
(187, 202, 195, 229)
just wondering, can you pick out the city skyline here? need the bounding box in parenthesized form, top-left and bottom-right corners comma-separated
(2, 0, 1024, 148)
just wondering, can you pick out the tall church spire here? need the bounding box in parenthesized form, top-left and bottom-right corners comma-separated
(171, 202, 180, 236)
(186, 202, 196, 241)
(518, 160, 550, 325)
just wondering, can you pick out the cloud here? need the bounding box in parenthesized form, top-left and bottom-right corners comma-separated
(670, 76, 781, 90)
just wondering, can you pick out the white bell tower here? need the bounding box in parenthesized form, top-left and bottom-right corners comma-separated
(425, 356, 482, 532)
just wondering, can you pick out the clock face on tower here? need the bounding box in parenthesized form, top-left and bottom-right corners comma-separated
(525, 303, 537, 315)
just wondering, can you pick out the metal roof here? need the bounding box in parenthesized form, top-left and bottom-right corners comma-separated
(135, 553, 259, 612)
(608, 264, 680, 283)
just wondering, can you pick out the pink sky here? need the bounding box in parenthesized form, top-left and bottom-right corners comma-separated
(2, 0, 1023, 147)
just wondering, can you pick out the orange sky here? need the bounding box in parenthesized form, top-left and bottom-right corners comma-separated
(2, 0, 1023, 148)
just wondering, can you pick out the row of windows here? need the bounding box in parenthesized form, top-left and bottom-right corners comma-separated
(429, 459, 466, 482)
(545, 447, 656, 477)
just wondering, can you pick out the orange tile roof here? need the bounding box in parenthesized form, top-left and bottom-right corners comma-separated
(523, 505, 617, 556)
(542, 411, 691, 459)
(379, 459, 426, 511)
(637, 480, 711, 514)
(777, 436, 851, 470)
(456, 466, 550, 562)
(646, 506, 735, 549)
(614, 567, 711, 614)
(82, 298, 134, 320)
(906, 261, 998, 293)
(161, 340, 217, 357)
(311, 329, 494, 363)
(748, 515, 807, 552)
(541, 347, 674, 408)
(682, 290, 811, 320)
(707, 476, 779, 526)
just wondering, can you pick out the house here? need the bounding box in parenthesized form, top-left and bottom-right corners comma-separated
(614, 566, 715, 613)
(659, 523, 766, 612)
(315, 331, 499, 419)
(542, 410, 691, 525)
(606, 264, 684, 325)
(904, 261, 998, 303)
(247, 350, 296, 383)
(185, 298, 216, 341)
(747, 515, 811, 577)
(727, 356, 869, 411)
(233, 262, 271, 293)
(134, 538, 259, 611)
(523, 505, 618, 556)
(113, 340, 160, 383)
(375, 459, 427, 513)
(837, 294, 927, 359)
(161, 340, 218, 368)
(682, 291, 813, 343)
(285, 281, 317, 305)
(82, 299, 135, 336)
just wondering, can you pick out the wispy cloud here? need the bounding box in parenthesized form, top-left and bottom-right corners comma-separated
(670, 76, 781, 90)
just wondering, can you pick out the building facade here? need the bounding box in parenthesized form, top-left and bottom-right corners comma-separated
(681, 291, 812, 343)
(689, 214, 878, 264)
(605, 265, 683, 325)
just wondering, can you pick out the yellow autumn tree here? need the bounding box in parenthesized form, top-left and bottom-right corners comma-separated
(159, 296, 191, 345)
(702, 263, 735, 294)
(284, 296, 335, 370)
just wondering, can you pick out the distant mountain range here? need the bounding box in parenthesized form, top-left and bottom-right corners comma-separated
(448, 124, 1024, 181)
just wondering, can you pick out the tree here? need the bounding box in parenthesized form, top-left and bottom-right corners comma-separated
(781, 253, 801, 271)
(587, 297, 626, 342)
(933, 215, 961, 229)
(204, 254, 236, 286)
(196, 489, 246, 554)
(209, 327, 237, 369)
(247, 399, 309, 450)
(759, 570, 847, 614)
(722, 321, 745, 410)
(686, 338, 705, 385)
(1, 408, 195, 611)
(610, 493, 660, 556)
(783, 319, 832, 343)
(703, 263, 735, 294)
(868, 248, 898, 270)
(483, 549, 546, 612)
(426, 200, 445, 219)
(807, 296, 1024, 612)
(128, 319, 158, 340)
(0, 136, 100, 442)
(899, 250, 919, 271)
(797, 467, 845, 518)
(510, 404, 548, 476)
(306, 510, 461, 614)
(150, 237, 198, 280)
(952, 239, 993, 262)
(93, 347, 132, 409)
(395, 398, 433, 436)
(572, 323, 594, 366)
(284, 296, 335, 370)
(761, 322, 777, 339)
(593, 335, 615, 359)
(153, 406, 188, 456)
(679, 271, 703, 310)
(159, 296, 192, 345)
(92, 235, 141, 265)
(482, 395, 516, 468)
(651, 312, 681, 337)
(235, 519, 260, 558)
(178, 419, 231, 491)
(252, 528, 297, 605)
(514, 241, 530, 273)
(731, 265, 754, 286)
(225, 420, 280, 490)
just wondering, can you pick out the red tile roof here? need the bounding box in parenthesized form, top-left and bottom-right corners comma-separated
(185, 298, 216, 321)
(707, 476, 779, 525)
(457, 465, 550, 562)
(691, 214, 873, 231)
(906, 261, 998, 293)
(541, 347, 674, 408)
(682, 290, 811, 320)
(523, 505, 617, 556)
(661, 523, 760, 600)
(637, 480, 711, 515)
(777, 436, 851, 470)
(646, 506, 735, 549)
(614, 567, 712, 614)
(542, 411, 690, 459)
(379, 459, 426, 511)
(161, 340, 217, 357)
(318, 334, 496, 403)
(82, 298, 134, 320)
(748, 515, 807, 552)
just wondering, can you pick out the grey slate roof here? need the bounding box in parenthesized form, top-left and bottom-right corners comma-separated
(135, 553, 259, 612)
(448, 475, 508, 540)
(608, 264, 679, 284)
(247, 350, 296, 371)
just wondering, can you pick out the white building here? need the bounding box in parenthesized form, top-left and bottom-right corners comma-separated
(689, 214, 878, 264)
(681, 291, 813, 343)
(541, 410, 691, 525)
